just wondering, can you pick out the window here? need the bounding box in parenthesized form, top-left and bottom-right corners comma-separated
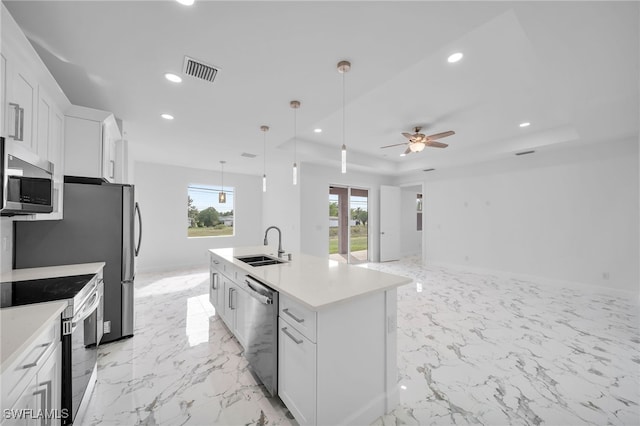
(187, 184, 234, 237)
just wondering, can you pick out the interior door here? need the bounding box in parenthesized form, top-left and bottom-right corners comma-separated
(380, 185, 401, 261)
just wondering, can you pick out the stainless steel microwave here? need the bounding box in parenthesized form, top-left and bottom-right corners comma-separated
(1, 137, 54, 216)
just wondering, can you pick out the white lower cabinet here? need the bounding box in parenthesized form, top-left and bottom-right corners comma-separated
(1, 317, 62, 426)
(278, 317, 317, 426)
(278, 291, 395, 426)
(210, 254, 249, 349)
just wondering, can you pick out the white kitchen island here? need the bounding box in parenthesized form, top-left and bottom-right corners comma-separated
(209, 246, 412, 426)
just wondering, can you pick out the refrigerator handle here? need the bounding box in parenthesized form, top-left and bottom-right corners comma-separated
(135, 202, 142, 257)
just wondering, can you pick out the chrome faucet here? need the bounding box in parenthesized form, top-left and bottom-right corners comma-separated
(264, 226, 285, 258)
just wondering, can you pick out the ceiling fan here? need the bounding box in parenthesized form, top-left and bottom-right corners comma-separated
(381, 126, 455, 155)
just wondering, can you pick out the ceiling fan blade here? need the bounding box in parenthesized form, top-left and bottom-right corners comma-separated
(401, 132, 414, 140)
(426, 130, 455, 140)
(403, 146, 412, 155)
(380, 142, 408, 149)
(426, 141, 449, 148)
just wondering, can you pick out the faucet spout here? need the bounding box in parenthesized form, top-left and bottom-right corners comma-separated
(264, 226, 285, 258)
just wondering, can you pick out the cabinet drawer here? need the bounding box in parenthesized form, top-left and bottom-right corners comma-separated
(279, 295, 317, 343)
(278, 317, 316, 426)
(1, 316, 59, 411)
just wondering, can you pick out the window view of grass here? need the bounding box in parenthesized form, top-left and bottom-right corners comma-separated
(328, 225, 368, 254)
(328, 194, 368, 255)
(187, 184, 234, 238)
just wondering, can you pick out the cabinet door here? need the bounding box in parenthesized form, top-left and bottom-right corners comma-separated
(101, 116, 119, 183)
(231, 284, 247, 349)
(278, 317, 316, 426)
(36, 90, 51, 161)
(3, 375, 38, 426)
(50, 107, 64, 218)
(64, 117, 102, 179)
(1, 53, 6, 136)
(5, 56, 37, 153)
(209, 270, 221, 311)
(220, 276, 235, 328)
(35, 342, 62, 426)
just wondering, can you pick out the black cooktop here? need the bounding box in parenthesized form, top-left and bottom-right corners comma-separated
(0, 274, 96, 308)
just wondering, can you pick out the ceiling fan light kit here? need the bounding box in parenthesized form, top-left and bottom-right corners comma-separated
(381, 125, 455, 154)
(338, 60, 351, 174)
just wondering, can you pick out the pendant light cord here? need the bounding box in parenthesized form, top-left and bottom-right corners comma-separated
(342, 71, 345, 148)
(263, 131, 266, 175)
(294, 107, 297, 164)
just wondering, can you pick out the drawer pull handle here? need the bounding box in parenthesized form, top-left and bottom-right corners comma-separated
(282, 327, 303, 344)
(22, 342, 52, 369)
(211, 272, 218, 289)
(283, 308, 304, 323)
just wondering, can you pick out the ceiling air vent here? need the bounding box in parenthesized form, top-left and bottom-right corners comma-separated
(423, 168, 436, 172)
(241, 152, 257, 158)
(515, 150, 535, 156)
(183, 56, 220, 83)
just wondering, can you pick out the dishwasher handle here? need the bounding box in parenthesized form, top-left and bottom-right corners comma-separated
(245, 279, 273, 305)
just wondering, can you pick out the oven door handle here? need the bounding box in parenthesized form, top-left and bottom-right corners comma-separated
(72, 292, 101, 327)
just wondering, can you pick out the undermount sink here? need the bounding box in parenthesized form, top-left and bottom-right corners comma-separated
(235, 255, 286, 267)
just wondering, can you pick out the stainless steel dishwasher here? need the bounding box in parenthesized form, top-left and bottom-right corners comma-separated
(242, 275, 279, 396)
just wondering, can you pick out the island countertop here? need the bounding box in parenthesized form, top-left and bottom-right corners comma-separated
(209, 246, 411, 310)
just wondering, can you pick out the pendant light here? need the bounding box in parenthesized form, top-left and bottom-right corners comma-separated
(337, 60, 351, 174)
(290, 100, 301, 185)
(260, 125, 269, 192)
(218, 160, 226, 203)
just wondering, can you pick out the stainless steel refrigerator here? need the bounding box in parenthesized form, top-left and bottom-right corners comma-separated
(14, 177, 142, 343)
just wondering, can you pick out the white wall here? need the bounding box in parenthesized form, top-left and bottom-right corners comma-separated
(134, 161, 263, 272)
(400, 185, 422, 257)
(261, 157, 301, 253)
(299, 162, 393, 261)
(405, 139, 638, 294)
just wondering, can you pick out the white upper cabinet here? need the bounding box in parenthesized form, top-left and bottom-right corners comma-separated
(1, 3, 70, 220)
(64, 105, 122, 183)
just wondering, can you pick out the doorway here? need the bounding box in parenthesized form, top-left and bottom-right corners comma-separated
(328, 186, 369, 264)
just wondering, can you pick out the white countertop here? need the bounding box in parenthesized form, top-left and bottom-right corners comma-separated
(209, 246, 412, 310)
(0, 300, 66, 373)
(1, 262, 105, 373)
(1, 262, 105, 283)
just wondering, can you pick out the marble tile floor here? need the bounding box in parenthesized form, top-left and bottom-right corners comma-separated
(80, 258, 640, 426)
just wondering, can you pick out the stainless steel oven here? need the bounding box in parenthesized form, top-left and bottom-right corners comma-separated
(0, 136, 54, 216)
(61, 276, 103, 425)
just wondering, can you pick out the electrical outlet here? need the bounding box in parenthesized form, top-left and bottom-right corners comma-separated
(103, 321, 111, 334)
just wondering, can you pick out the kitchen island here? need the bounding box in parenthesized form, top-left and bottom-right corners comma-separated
(209, 246, 412, 426)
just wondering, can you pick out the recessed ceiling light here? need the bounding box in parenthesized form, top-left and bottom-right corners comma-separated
(519, 122, 531, 127)
(314, 128, 322, 133)
(164, 73, 182, 83)
(161, 114, 174, 120)
(176, 0, 194, 5)
(447, 52, 463, 63)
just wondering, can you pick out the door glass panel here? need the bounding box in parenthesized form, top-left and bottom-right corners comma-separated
(328, 186, 368, 264)
(349, 189, 368, 264)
